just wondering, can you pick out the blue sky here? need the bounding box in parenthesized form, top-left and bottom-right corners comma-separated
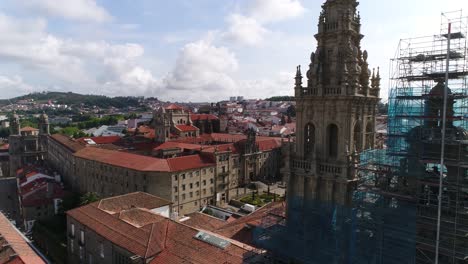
(0, 0, 466, 102)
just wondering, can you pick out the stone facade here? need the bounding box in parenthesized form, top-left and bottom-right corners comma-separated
(8, 113, 49, 177)
(287, 0, 380, 221)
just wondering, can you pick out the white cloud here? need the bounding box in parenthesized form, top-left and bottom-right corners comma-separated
(247, 0, 306, 24)
(0, 13, 159, 97)
(158, 38, 293, 101)
(0, 75, 39, 99)
(223, 14, 269, 46)
(18, 0, 112, 23)
(160, 39, 239, 101)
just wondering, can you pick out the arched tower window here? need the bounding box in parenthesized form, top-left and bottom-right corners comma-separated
(365, 122, 374, 150)
(353, 123, 362, 152)
(327, 124, 339, 159)
(304, 123, 315, 158)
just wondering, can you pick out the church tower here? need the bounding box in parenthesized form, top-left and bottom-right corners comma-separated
(153, 107, 171, 143)
(287, 0, 380, 230)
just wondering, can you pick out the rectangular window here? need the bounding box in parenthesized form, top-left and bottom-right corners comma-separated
(71, 223, 75, 237)
(210, 178, 214, 184)
(203, 169, 206, 174)
(196, 182, 200, 187)
(79, 246, 83, 260)
(189, 192, 193, 198)
(196, 190, 200, 196)
(182, 174, 186, 180)
(210, 187, 214, 194)
(189, 172, 193, 178)
(203, 180, 206, 186)
(182, 194, 186, 200)
(203, 189, 206, 195)
(195, 171, 200, 176)
(70, 240, 74, 253)
(80, 230, 85, 244)
(174, 186, 178, 193)
(182, 184, 186, 191)
(174, 175, 178, 181)
(100, 243, 104, 258)
(189, 183, 193, 189)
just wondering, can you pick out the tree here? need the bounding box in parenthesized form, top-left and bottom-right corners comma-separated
(280, 115, 287, 126)
(79, 192, 100, 206)
(286, 105, 296, 117)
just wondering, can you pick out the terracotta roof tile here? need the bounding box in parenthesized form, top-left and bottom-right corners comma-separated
(68, 193, 259, 263)
(175, 125, 199, 132)
(0, 213, 45, 264)
(97, 192, 171, 214)
(77, 136, 122, 145)
(190, 114, 218, 121)
(74, 147, 171, 172)
(165, 104, 184, 110)
(74, 147, 214, 172)
(49, 134, 85, 152)
(20, 127, 38, 132)
(182, 212, 225, 232)
(167, 155, 215, 171)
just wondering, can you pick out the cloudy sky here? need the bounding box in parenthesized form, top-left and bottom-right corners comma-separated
(0, 0, 466, 102)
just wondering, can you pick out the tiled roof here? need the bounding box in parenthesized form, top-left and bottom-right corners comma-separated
(183, 212, 226, 232)
(175, 125, 199, 132)
(0, 213, 45, 264)
(190, 114, 219, 121)
(97, 192, 171, 214)
(49, 134, 85, 152)
(166, 155, 215, 171)
(77, 135, 122, 145)
(74, 147, 171, 172)
(215, 202, 286, 245)
(68, 203, 164, 258)
(20, 126, 38, 132)
(68, 193, 258, 263)
(165, 104, 184, 110)
(74, 147, 214, 172)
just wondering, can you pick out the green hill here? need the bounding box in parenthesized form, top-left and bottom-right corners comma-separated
(0, 92, 142, 109)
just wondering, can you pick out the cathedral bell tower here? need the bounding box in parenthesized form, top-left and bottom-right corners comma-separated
(287, 0, 380, 223)
(154, 107, 171, 143)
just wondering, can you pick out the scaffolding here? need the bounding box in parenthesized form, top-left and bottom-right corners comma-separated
(358, 10, 468, 264)
(251, 11, 468, 264)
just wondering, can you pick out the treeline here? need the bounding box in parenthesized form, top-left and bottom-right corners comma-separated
(1, 92, 142, 108)
(265, 96, 295, 101)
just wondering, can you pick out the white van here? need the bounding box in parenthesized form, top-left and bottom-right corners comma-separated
(240, 203, 256, 213)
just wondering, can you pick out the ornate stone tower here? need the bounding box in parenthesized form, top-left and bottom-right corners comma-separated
(287, 0, 380, 228)
(153, 107, 171, 143)
(38, 112, 50, 135)
(8, 112, 22, 177)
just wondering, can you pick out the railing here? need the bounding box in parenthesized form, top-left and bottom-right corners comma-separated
(318, 163, 343, 174)
(324, 87, 342, 95)
(301, 88, 318, 96)
(291, 159, 313, 171)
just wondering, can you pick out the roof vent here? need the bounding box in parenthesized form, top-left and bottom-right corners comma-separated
(194, 231, 230, 249)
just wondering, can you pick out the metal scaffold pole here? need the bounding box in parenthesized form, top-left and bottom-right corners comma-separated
(434, 21, 451, 264)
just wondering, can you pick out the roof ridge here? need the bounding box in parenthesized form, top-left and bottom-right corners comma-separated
(79, 205, 150, 249)
(144, 223, 156, 258)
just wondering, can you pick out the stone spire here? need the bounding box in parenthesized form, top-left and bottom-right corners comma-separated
(9, 111, 20, 135)
(302, 0, 379, 97)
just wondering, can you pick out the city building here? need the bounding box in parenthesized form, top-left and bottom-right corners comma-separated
(16, 166, 65, 232)
(66, 192, 265, 264)
(0, 211, 47, 263)
(153, 104, 200, 143)
(8, 112, 49, 177)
